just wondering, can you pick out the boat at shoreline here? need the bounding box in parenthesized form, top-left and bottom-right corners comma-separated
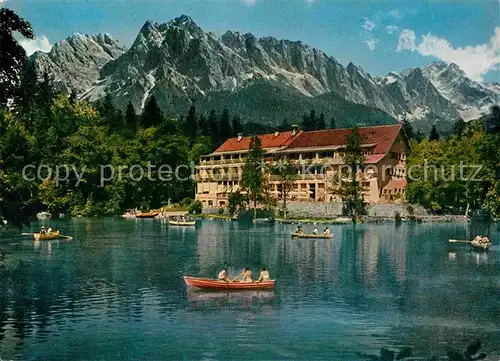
(135, 211, 159, 218)
(183, 276, 275, 290)
(37, 211, 51, 220)
(33, 231, 60, 241)
(291, 233, 333, 239)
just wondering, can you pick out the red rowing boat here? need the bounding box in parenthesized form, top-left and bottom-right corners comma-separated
(183, 276, 275, 290)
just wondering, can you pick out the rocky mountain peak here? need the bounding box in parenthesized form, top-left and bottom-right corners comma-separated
(31, 14, 499, 133)
(30, 32, 126, 94)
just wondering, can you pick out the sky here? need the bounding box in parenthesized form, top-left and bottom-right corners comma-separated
(4, 0, 500, 82)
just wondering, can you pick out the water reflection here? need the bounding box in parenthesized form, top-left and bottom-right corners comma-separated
(0, 220, 498, 360)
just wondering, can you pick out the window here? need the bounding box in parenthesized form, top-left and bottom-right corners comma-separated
(301, 183, 307, 189)
(208, 201, 213, 206)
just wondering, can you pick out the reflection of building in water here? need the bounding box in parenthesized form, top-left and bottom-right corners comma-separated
(196, 223, 228, 275)
(356, 231, 380, 286)
(385, 227, 407, 282)
(284, 236, 338, 288)
(196, 223, 283, 276)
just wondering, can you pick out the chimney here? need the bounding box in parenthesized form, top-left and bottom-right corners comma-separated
(292, 125, 298, 136)
(274, 131, 280, 137)
(237, 133, 243, 141)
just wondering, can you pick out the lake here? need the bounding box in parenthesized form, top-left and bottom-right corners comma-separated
(0, 219, 499, 360)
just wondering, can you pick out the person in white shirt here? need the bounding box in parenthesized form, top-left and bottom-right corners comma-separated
(312, 226, 318, 235)
(217, 267, 229, 282)
(257, 268, 270, 282)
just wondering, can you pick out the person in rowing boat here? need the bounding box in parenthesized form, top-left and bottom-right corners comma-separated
(233, 267, 253, 282)
(47, 227, 53, 234)
(218, 267, 229, 282)
(312, 225, 318, 235)
(40, 226, 46, 234)
(257, 268, 270, 283)
(323, 227, 331, 236)
(295, 225, 303, 234)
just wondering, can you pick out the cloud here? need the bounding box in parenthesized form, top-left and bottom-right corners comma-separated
(362, 18, 376, 32)
(306, 0, 315, 4)
(363, 39, 378, 51)
(396, 27, 500, 81)
(19, 35, 52, 55)
(387, 9, 402, 20)
(0, 0, 7, 3)
(242, 0, 257, 6)
(386, 25, 399, 34)
(396, 29, 416, 51)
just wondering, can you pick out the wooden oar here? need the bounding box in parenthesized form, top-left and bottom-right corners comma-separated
(230, 272, 244, 282)
(448, 239, 472, 243)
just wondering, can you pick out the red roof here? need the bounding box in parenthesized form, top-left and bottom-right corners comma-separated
(213, 125, 403, 158)
(286, 124, 403, 154)
(215, 130, 301, 153)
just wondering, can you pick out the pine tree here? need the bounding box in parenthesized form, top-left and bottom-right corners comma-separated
(309, 110, 317, 130)
(219, 108, 232, 141)
(231, 115, 243, 137)
(184, 104, 199, 142)
(242, 135, 267, 217)
(339, 127, 366, 220)
(301, 110, 317, 131)
(278, 117, 290, 131)
(198, 113, 208, 136)
(207, 109, 219, 143)
(329, 116, 337, 129)
(125, 101, 137, 131)
(453, 119, 467, 137)
(402, 117, 415, 140)
(317, 113, 326, 130)
(429, 125, 440, 141)
(141, 96, 164, 128)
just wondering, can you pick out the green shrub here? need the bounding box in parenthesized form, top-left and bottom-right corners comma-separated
(188, 200, 202, 215)
(394, 212, 402, 224)
(218, 208, 225, 215)
(181, 197, 194, 207)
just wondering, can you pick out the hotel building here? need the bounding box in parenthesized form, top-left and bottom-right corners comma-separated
(195, 124, 408, 208)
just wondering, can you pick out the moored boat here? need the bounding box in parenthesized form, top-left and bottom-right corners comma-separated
(291, 233, 333, 239)
(471, 238, 491, 251)
(169, 220, 196, 226)
(37, 211, 51, 220)
(135, 211, 159, 218)
(33, 231, 60, 241)
(183, 276, 275, 290)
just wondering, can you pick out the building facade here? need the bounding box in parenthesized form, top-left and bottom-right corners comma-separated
(195, 124, 408, 208)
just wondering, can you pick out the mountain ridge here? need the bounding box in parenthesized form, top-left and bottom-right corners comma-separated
(29, 14, 499, 130)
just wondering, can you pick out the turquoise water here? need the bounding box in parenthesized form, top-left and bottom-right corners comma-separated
(0, 219, 499, 360)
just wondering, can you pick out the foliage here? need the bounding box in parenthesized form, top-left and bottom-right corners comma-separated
(271, 160, 296, 218)
(394, 212, 402, 224)
(227, 190, 247, 216)
(429, 124, 440, 141)
(0, 8, 34, 107)
(217, 207, 224, 215)
(241, 135, 268, 217)
(339, 127, 367, 218)
(407, 109, 500, 216)
(188, 200, 202, 215)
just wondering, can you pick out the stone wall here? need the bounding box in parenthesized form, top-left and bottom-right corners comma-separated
(284, 201, 428, 219)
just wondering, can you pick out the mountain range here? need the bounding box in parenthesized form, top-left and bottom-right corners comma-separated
(29, 14, 499, 133)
